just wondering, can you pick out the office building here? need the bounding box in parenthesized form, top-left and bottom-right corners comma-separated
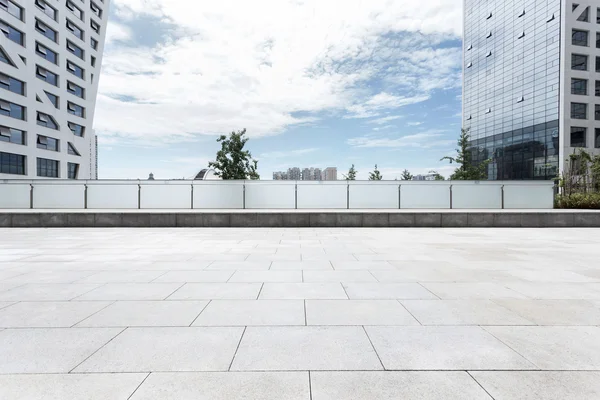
(463, 0, 600, 180)
(323, 167, 337, 181)
(273, 166, 335, 180)
(1, 0, 109, 179)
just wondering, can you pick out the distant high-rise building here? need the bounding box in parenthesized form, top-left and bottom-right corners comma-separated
(313, 168, 322, 181)
(0, 0, 110, 179)
(302, 167, 314, 181)
(323, 167, 337, 181)
(287, 167, 301, 180)
(272, 171, 288, 180)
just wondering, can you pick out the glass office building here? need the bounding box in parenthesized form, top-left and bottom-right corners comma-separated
(463, 0, 600, 180)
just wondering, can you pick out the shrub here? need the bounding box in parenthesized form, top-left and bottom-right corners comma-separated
(555, 193, 600, 209)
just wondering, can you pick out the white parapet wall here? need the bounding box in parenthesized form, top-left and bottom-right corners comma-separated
(0, 180, 556, 209)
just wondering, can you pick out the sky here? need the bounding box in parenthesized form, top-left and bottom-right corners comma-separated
(95, 0, 464, 180)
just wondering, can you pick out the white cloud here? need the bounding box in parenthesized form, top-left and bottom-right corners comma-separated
(368, 116, 403, 125)
(95, 0, 463, 144)
(347, 130, 453, 148)
(259, 148, 319, 159)
(407, 121, 423, 126)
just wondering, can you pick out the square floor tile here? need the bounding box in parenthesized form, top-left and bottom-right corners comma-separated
(470, 371, 600, 400)
(231, 326, 382, 371)
(4, 271, 97, 284)
(494, 299, 600, 325)
(484, 326, 600, 370)
(303, 271, 377, 283)
(76, 271, 166, 283)
(0, 373, 147, 400)
(0, 301, 111, 328)
(271, 261, 333, 270)
(401, 300, 534, 325)
(153, 271, 233, 283)
(311, 371, 493, 400)
(0, 284, 102, 301)
(505, 283, 600, 299)
(204, 262, 271, 271)
(260, 283, 347, 299)
(421, 283, 528, 299)
(74, 327, 244, 372)
(228, 271, 302, 283)
(365, 326, 535, 370)
(75, 283, 182, 300)
(343, 283, 437, 299)
(0, 328, 122, 373)
(331, 261, 395, 270)
(193, 300, 304, 326)
(167, 283, 262, 300)
(129, 372, 310, 400)
(77, 300, 208, 327)
(306, 300, 418, 326)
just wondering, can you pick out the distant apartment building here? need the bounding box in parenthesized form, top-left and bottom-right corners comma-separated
(413, 174, 437, 181)
(272, 166, 336, 180)
(313, 167, 322, 181)
(323, 167, 337, 181)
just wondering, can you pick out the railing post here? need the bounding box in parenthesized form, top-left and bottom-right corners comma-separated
(190, 183, 194, 209)
(398, 184, 401, 209)
(295, 183, 298, 209)
(30, 183, 33, 209)
(243, 182, 246, 210)
(449, 184, 453, 209)
(347, 183, 350, 209)
(501, 184, 505, 209)
(84, 184, 88, 209)
(138, 183, 141, 209)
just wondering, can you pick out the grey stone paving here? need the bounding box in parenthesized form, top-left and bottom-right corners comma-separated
(0, 228, 599, 399)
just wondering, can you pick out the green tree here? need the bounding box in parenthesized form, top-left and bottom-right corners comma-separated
(208, 129, 260, 180)
(369, 164, 383, 181)
(441, 128, 489, 180)
(343, 164, 357, 180)
(429, 170, 445, 181)
(400, 169, 413, 181)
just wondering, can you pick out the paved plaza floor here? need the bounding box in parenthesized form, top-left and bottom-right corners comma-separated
(0, 228, 599, 399)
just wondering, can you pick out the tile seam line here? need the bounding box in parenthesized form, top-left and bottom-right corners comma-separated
(396, 299, 423, 326)
(126, 372, 151, 400)
(479, 326, 542, 371)
(70, 300, 117, 327)
(466, 370, 497, 400)
(362, 326, 386, 371)
(228, 326, 247, 371)
(188, 299, 212, 327)
(68, 327, 128, 373)
(163, 282, 187, 300)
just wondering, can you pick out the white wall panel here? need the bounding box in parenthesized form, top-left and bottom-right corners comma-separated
(193, 183, 244, 209)
(297, 183, 347, 209)
(141, 184, 191, 209)
(245, 184, 295, 209)
(400, 184, 451, 209)
(452, 184, 502, 209)
(87, 184, 139, 209)
(504, 184, 554, 209)
(0, 184, 31, 208)
(349, 184, 399, 209)
(32, 184, 85, 209)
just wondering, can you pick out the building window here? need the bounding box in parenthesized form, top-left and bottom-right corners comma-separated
(596, 128, 600, 148)
(66, 19, 84, 41)
(0, 151, 25, 175)
(596, 81, 600, 96)
(36, 65, 59, 86)
(67, 81, 85, 98)
(0, 47, 14, 66)
(67, 61, 85, 80)
(68, 162, 79, 179)
(577, 6, 590, 22)
(91, 56, 96, 67)
(35, 0, 57, 21)
(66, 0, 83, 21)
(37, 157, 59, 177)
(547, 14, 555, 22)
(597, 32, 600, 48)
(572, 54, 588, 70)
(90, 19, 100, 34)
(598, 7, 600, 24)
(66, 40, 84, 60)
(571, 103, 588, 119)
(486, 51, 492, 57)
(0, 125, 25, 145)
(0, 0, 23, 21)
(518, 32, 525, 39)
(34, 19, 57, 43)
(466, 62, 472, 68)
(571, 127, 587, 147)
(572, 78, 588, 95)
(44, 91, 59, 108)
(0, 99, 24, 120)
(67, 142, 80, 156)
(68, 122, 84, 137)
(67, 102, 85, 118)
(91, 37, 98, 50)
(0, 72, 24, 95)
(597, 57, 600, 72)
(37, 134, 59, 151)
(90, 1, 102, 18)
(36, 112, 59, 130)
(1, 19, 24, 46)
(518, 9, 525, 17)
(572, 30, 589, 46)
(486, 31, 492, 38)
(35, 42, 58, 64)
(596, 104, 600, 121)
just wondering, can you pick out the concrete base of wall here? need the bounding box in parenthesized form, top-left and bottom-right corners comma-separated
(1, 210, 599, 227)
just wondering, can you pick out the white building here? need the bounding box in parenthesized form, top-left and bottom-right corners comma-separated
(1, 0, 109, 179)
(463, 0, 600, 180)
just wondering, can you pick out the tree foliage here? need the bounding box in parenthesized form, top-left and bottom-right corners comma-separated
(428, 170, 445, 180)
(400, 169, 413, 181)
(369, 164, 383, 180)
(441, 128, 489, 180)
(208, 129, 260, 180)
(344, 164, 357, 180)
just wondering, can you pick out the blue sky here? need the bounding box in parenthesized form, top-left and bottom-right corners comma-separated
(95, 0, 464, 180)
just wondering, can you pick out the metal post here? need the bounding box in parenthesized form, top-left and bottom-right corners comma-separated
(84, 184, 88, 209)
(501, 184, 505, 209)
(243, 182, 246, 210)
(398, 185, 401, 209)
(449, 185, 453, 209)
(347, 184, 350, 209)
(190, 184, 194, 209)
(138, 184, 141, 209)
(295, 183, 298, 209)
(30, 184, 33, 209)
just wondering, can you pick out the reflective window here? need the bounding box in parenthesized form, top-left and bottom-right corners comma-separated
(0, 0, 23, 21)
(37, 157, 59, 177)
(0, 72, 24, 95)
(35, 19, 57, 43)
(36, 65, 59, 86)
(597, 32, 600, 48)
(66, 19, 84, 40)
(36, 112, 59, 129)
(91, 56, 96, 67)
(67, 101, 85, 117)
(0, 151, 25, 175)
(45, 91, 59, 108)
(571, 78, 588, 95)
(35, 0, 56, 21)
(571, 103, 588, 119)
(0, 98, 24, 120)
(596, 128, 600, 148)
(596, 104, 600, 121)
(66, 40, 84, 59)
(37, 134, 59, 151)
(67, 142, 80, 156)
(596, 81, 600, 96)
(90, 1, 102, 18)
(91, 37, 98, 50)
(68, 162, 79, 179)
(0, 46, 14, 66)
(68, 122, 84, 137)
(1, 19, 24, 45)
(572, 54, 588, 70)
(577, 6, 589, 22)
(67, 81, 84, 98)
(35, 42, 58, 64)
(597, 56, 600, 72)
(66, 0, 83, 20)
(571, 127, 587, 147)
(572, 30, 589, 46)
(90, 19, 100, 34)
(67, 61, 84, 79)
(0, 125, 25, 145)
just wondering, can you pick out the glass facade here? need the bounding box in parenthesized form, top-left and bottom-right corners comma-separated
(463, 0, 561, 180)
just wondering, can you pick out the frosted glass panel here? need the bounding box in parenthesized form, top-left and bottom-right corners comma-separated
(87, 184, 138, 209)
(141, 184, 191, 209)
(33, 184, 85, 209)
(349, 184, 399, 209)
(246, 184, 295, 209)
(452, 184, 502, 209)
(504, 184, 554, 209)
(0, 184, 30, 208)
(297, 184, 347, 209)
(401, 184, 451, 209)
(193, 183, 244, 209)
